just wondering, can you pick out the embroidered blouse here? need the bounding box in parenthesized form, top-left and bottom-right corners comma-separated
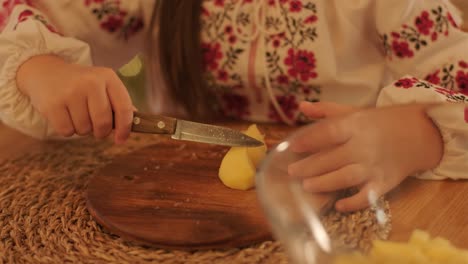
(0, 0, 467, 180)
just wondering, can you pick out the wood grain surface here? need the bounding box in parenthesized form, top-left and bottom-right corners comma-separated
(85, 124, 337, 249)
(1, 123, 467, 250)
(86, 140, 272, 250)
(388, 178, 468, 248)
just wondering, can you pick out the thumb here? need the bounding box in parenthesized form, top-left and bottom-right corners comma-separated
(299, 101, 357, 119)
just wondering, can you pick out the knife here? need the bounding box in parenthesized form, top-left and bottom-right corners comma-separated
(126, 112, 263, 147)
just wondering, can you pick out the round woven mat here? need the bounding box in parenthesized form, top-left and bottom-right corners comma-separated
(0, 134, 391, 264)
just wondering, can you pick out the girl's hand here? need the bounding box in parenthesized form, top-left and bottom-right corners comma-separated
(17, 55, 134, 144)
(299, 101, 358, 118)
(288, 102, 443, 212)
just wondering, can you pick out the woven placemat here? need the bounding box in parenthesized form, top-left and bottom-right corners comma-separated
(0, 135, 391, 264)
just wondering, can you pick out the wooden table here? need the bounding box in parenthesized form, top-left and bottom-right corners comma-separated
(1, 124, 467, 249)
(388, 178, 468, 248)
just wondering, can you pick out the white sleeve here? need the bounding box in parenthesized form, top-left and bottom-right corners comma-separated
(374, 0, 468, 180)
(0, 3, 92, 139)
(0, 0, 152, 139)
(377, 77, 468, 180)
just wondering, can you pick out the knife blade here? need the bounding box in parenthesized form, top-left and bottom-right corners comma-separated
(129, 112, 263, 147)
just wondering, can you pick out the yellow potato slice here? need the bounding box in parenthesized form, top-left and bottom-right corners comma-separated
(244, 124, 267, 167)
(370, 240, 429, 263)
(332, 230, 468, 264)
(218, 124, 266, 190)
(218, 147, 256, 190)
(409, 229, 431, 248)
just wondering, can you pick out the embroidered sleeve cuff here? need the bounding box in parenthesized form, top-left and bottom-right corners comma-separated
(376, 76, 468, 180)
(375, 76, 461, 106)
(0, 9, 92, 139)
(419, 103, 468, 180)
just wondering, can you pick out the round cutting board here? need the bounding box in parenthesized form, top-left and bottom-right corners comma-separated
(86, 139, 273, 250)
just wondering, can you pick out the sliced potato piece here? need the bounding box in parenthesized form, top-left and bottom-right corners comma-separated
(218, 124, 267, 191)
(332, 230, 468, 264)
(218, 147, 256, 190)
(244, 124, 267, 167)
(370, 240, 429, 263)
(409, 229, 431, 248)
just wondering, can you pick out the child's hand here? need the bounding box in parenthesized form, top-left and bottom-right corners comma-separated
(299, 101, 358, 118)
(288, 102, 443, 212)
(17, 55, 134, 144)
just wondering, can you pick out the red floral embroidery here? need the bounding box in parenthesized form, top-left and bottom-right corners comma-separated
(456, 71, 468, 93)
(277, 75, 289, 85)
(202, 0, 320, 123)
(289, 1, 302, 12)
(305, 15, 317, 24)
(464, 107, 468, 123)
(100, 15, 123, 32)
(434, 87, 456, 95)
(84, 0, 143, 40)
(268, 95, 299, 122)
(217, 70, 229, 82)
(395, 77, 418, 88)
(425, 61, 468, 95)
(221, 93, 250, 118)
(223, 24, 237, 44)
(17, 9, 32, 21)
(201, 7, 210, 17)
(215, 0, 225, 7)
(2, 0, 31, 12)
(460, 61, 468, 69)
(272, 39, 280, 48)
(202, 42, 223, 71)
(415, 11, 434, 35)
(13, 8, 60, 34)
(0, 0, 35, 32)
(396, 77, 468, 103)
(284, 49, 317, 82)
(435, 89, 468, 103)
(447, 13, 458, 28)
(201, 0, 248, 119)
(425, 69, 440, 85)
(381, 6, 457, 60)
(264, 1, 321, 122)
(228, 35, 237, 44)
(391, 40, 414, 58)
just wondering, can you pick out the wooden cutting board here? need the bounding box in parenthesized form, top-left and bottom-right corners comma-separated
(86, 124, 337, 250)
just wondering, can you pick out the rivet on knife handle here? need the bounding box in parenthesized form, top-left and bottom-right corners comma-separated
(130, 112, 177, 134)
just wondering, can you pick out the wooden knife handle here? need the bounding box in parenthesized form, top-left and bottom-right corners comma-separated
(113, 112, 177, 134)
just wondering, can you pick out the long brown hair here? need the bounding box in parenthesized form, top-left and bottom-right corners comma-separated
(147, 0, 209, 119)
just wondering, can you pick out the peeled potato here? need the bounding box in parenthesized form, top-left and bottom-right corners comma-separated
(218, 124, 266, 190)
(370, 240, 429, 263)
(332, 230, 468, 264)
(409, 229, 431, 248)
(218, 147, 256, 190)
(244, 124, 267, 167)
